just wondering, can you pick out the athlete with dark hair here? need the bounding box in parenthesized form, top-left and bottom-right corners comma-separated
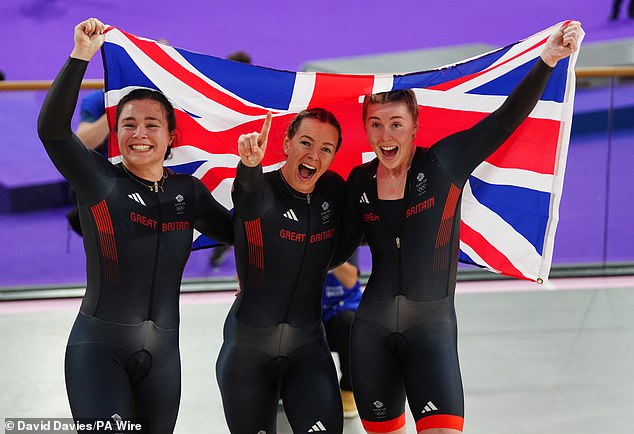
(334, 21, 582, 434)
(216, 109, 345, 433)
(37, 18, 233, 434)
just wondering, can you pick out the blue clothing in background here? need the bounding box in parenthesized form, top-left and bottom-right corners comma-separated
(322, 251, 361, 322)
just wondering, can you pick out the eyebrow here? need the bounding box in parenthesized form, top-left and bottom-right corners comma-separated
(120, 116, 162, 122)
(368, 115, 406, 121)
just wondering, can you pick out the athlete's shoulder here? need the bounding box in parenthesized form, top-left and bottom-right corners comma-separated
(347, 159, 377, 189)
(263, 169, 278, 182)
(411, 146, 432, 165)
(167, 169, 194, 182)
(317, 170, 345, 188)
(165, 170, 201, 192)
(351, 158, 377, 177)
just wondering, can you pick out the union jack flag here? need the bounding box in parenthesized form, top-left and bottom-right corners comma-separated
(102, 23, 582, 283)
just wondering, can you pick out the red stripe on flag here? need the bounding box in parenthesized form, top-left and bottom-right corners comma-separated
(309, 73, 375, 108)
(418, 107, 560, 174)
(487, 118, 560, 174)
(120, 30, 268, 116)
(460, 221, 531, 281)
(429, 37, 548, 91)
(199, 167, 237, 193)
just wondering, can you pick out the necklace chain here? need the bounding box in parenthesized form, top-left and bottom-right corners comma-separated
(278, 170, 309, 202)
(122, 164, 168, 193)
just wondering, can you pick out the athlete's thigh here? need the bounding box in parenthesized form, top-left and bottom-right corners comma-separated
(133, 345, 181, 434)
(282, 338, 343, 434)
(403, 323, 464, 430)
(65, 343, 135, 420)
(350, 317, 406, 423)
(216, 343, 279, 433)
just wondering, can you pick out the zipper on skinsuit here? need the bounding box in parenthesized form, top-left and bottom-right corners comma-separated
(396, 235, 403, 295)
(281, 193, 311, 324)
(148, 189, 161, 320)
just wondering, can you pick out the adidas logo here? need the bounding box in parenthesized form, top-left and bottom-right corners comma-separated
(359, 192, 370, 204)
(128, 192, 146, 206)
(421, 400, 438, 414)
(283, 209, 299, 221)
(308, 421, 327, 432)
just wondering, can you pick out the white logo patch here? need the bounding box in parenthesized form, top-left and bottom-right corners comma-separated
(128, 193, 146, 206)
(307, 421, 327, 432)
(283, 209, 299, 221)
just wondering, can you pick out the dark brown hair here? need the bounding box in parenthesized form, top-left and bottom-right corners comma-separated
(286, 108, 343, 151)
(115, 89, 177, 159)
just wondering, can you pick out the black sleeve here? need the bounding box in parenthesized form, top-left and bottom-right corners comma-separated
(433, 58, 554, 186)
(37, 57, 116, 203)
(193, 177, 234, 245)
(494, 58, 554, 131)
(331, 168, 365, 269)
(231, 161, 266, 220)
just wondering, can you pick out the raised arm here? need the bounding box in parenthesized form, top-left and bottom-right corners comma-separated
(38, 18, 105, 141)
(433, 21, 582, 185)
(496, 21, 581, 131)
(37, 18, 114, 202)
(232, 112, 272, 220)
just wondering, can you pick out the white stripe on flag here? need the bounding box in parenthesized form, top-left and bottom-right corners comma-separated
(471, 161, 554, 192)
(461, 181, 541, 281)
(289, 72, 317, 111)
(412, 88, 564, 120)
(106, 29, 265, 131)
(459, 240, 494, 271)
(372, 74, 394, 95)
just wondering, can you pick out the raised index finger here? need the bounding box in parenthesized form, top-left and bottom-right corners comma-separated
(258, 111, 273, 145)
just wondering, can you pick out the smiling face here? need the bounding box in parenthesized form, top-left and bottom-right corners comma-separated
(116, 99, 174, 173)
(364, 101, 418, 173)
(280, 117, 339, 194)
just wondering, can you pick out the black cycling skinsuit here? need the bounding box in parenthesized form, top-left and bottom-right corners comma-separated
(216, 162, 344, 433)
(335, 59, 554, 432)
(38, 58, 233, 434)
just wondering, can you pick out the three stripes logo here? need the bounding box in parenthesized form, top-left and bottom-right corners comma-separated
(421, 400, 438, 414)
(128, 192, 146, 206)
(283, 208, 299, 221)
(359, 192, 370, 204)
(307, 421, 327, 432)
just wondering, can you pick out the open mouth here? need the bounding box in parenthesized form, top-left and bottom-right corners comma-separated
(130, 144, 152, 152)
(298, 163, 317, 180)
(380, 146, 398, 158)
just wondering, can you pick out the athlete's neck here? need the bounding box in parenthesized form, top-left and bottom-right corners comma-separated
(122, 162, 165, 182)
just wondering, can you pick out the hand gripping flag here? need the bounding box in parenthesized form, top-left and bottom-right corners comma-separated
(102, 22, 582, 283)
